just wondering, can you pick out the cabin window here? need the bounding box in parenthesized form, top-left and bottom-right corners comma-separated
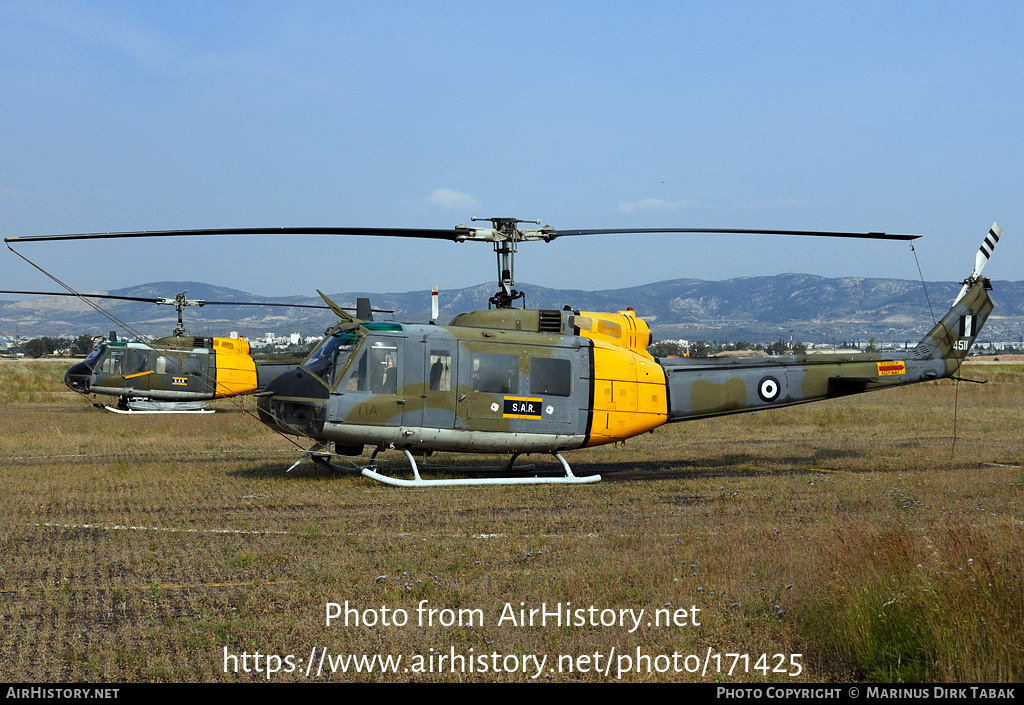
(127, 350, 149, 375)
(429, 351, 452, 392)
(529, 357, 571, 396)
(472, 353, 518, 394)
(159, 356, 183, 376)
(182, 355, 205, 376)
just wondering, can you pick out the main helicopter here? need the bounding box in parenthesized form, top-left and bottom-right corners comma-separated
(0, 287, 382, 413)
(5, 220, 1002, 483)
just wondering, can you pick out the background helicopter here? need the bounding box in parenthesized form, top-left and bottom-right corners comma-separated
(0, 287, 386, 413)
(5, 221, 1002, 482)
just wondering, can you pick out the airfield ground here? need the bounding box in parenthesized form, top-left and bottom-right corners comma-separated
(0, 359, 1021, 682)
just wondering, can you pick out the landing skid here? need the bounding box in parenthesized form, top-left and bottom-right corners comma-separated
(289, 444, 601, 485)
(285, 442, 335, 473)
(362, 448, 599, 486)
(102, 405, 215, 414)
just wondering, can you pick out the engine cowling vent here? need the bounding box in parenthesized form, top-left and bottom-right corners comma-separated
(538, 310, 562, 333)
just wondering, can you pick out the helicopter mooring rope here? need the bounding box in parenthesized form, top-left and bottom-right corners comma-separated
(909, 242, 938, 326)
(6, 243, 152, 342)
(908, 242, 965, 464)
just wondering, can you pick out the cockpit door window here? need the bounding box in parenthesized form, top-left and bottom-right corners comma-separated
(100, 350, 125, 375)
(341, 340, 399, 395)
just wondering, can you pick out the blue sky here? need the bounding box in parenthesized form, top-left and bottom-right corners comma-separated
(2, 1, 1022, 300)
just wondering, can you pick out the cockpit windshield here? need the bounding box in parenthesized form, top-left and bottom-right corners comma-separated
(303, 330, 361, 386)
(82, 345, 104, 370)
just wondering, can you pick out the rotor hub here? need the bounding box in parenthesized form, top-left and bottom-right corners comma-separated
(469, 218, 543, 308)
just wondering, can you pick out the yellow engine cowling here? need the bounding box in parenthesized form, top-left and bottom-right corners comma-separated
(576, 310, 668, 446)
(576, 309, 654, 359)
(211, 337, 258, 398)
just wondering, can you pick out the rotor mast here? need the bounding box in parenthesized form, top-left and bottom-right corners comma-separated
(156, 291, 205, 336)
(470, 217, 542, 309)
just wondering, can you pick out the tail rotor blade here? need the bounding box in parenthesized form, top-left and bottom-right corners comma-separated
(954, 222, 1003, 304)
(973, 222, 1003, 280)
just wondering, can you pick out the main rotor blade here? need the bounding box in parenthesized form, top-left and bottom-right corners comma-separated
(0, 290, 161, 303)
(203, 299, 394, 313)
(0, 290, 394, 313)
(548, 227, 920, 241)
(6, 224, 920, 243)
(197, 300, 330, 309)
(5, 226, 465, 244)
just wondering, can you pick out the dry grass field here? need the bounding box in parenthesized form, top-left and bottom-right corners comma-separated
(1, 358, 1021, 682)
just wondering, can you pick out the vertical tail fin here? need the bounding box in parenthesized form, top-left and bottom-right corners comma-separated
(913, 222, 1001, 361)
(913, 281, 994, 361)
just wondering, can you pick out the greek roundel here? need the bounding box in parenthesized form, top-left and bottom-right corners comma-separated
(758, 375, 781, 402)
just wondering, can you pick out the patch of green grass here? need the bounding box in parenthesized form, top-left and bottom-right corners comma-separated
(794, 524, 1024, 682)
(229, 552, 257, 568)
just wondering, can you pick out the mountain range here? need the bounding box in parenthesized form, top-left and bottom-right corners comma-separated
(3, 275, 1023, 345)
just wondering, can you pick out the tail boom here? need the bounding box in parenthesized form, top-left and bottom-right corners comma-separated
(659, 276, 994, 423)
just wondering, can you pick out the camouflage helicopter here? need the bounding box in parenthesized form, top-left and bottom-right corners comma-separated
(5, 221, 1002, 483)
(0, 287, 381, 413)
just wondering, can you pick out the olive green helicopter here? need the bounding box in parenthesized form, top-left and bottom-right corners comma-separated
(0, 288, 382, 413)
(5, 220, 1002, 486)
